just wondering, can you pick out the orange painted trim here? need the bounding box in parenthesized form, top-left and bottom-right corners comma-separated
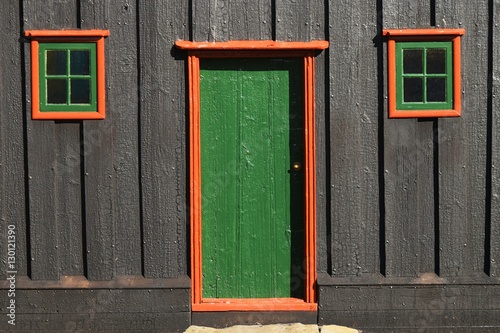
(385, 28, 464, 118)
(175, 40, 329, 51)
(189, 50, 315, 59)
(184, 41, 324, 312)
(387, 39, 398, 118)
(26, 30, 109, 120)
(189, 54, 203, 306)
(25, 29, 110, 37)
(96, 37, 106, 119)
(304, 55, 317, 304)
(452, 36, 462, 116)
(382, 28, 465, 37)
(30, 40, 40, 120)
(193, 298, 318, 312)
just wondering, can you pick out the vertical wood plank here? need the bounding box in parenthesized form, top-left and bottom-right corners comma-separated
(328, 0, 380, 276)
(80, 0, 141, 279)
(192, 0, 272, 41)
(383, 0, 437, 277)
(489, 0, 499, 277)
(436, 0, 489, 276)
(139, 0, 189, 277)
(79, 0, 114, 279)
(23, 0, 82, 280)
(0, 1, 27, 279)
(275, 0, 328, 274)
(275, 0, 323, 42)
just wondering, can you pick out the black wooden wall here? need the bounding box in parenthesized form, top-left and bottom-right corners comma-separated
(1, 0, 499, 332)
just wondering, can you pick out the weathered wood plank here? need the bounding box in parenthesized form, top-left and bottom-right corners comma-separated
(192, 0, 272, 41)
(55, 135, 84, 276)
(275, 0, 323, 42)
(492, 0, 500, 278)
(328, 0, 380, 276)
(0, 274, 191, 289)
(23, 0, 82, 280)
(275, 0, 328, 274)
(0, 0, 27, 279)
(320, 310, 500, 333)
(315, 49, 329, 274)
(13, 289, 190, 314)
(138, 0, 189, 278)
(319, 284, 500, 331)
(1, 313, 189, 333)
(436, 0, 489, 276)
(192, 311, 317, 327)
(383, 0, 435, 29)
(383, 0, 437, 277)
(311, 4, 328, 274)
(80, 0, 142, 279)
(0, 288, 190, 332)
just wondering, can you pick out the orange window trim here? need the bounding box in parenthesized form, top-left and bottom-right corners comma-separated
(175, 40, 329, 51)
(180, 40, 328, 312)
(24, 30, 109, 120)
(383, 28, 465, 118)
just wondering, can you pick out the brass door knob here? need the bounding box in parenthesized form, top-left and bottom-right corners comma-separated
(292, 162, 302, 171)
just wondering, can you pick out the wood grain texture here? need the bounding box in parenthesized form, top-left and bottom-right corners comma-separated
(492, 0, 500, 278)
(0, 289, 190, 332)
(199, 59, 304, 298)
(436, 0, 489, 276)
(383, 0, 437, 277)
(192, 311, 317, 327)
(275, 0, 328, 274)
(192, 0, 273, 41)
(275, 0, 324, 41)
(23, 0, 82, 280)
(0, 0, 27, 279)
(139, 0, 188, 278)
(328, 0, 380, 276)
(80, 0, 141, 279)
(383, 0, 433, 29)
(319, 284, 500, 331)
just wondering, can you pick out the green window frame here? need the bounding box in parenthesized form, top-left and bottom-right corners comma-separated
(39, 42, 97, 112)
(396, 41, 453, 111)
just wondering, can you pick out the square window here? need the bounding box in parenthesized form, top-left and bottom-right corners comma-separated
(383, 28, 465, 118)
(25, 30, 109, 120)
(397, 41, 453, 110)
(40, 43, 96, 111)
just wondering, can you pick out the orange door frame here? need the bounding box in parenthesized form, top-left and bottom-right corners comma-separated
(175, 40, 328, 312)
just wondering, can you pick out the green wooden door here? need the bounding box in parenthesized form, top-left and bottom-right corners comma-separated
(200, 58, 305, 299)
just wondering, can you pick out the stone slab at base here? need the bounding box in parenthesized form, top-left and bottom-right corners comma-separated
(185, 323, 319, 333)
(184, 324, 361, 333)
(321, 325, 361, 333)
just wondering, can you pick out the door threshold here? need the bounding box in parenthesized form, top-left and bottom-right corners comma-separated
(193, 298, 317, 312)
(192, 310, 318, 328)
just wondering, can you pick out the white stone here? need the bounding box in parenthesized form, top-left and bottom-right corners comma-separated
(320, 325, 360, 333)
(185, 323, 320, 333)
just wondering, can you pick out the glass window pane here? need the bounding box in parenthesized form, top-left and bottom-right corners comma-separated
(404, 77, 423, 103)
(70, 50, 90, 75)
(427, 77, 447, 102)
(403, 49, 423, 74)
(46, 51, 67, 75)
(427, 49, 446, 74)
(70, 79, 91, 104)
(47, 79, 67, 104)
